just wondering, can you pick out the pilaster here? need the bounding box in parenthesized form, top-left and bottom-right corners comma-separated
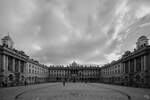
(5, 55, 8, 72)
(18, 60, 20, 72)
(144, 55, 147, 71)
(2, 55, 6, 71)
(141, 56, 144, 71)
(128, 61, 130, 73)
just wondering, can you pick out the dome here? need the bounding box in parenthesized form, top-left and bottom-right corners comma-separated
(138, 35, 148, 40)
(136, 35, 149, 49)
(71, 61, 79, 67)
(72, 61, 77, 65)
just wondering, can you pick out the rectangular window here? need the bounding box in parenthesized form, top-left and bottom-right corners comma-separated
(20, 61, 24, 73)
(8, 56, 13, 71)
(136, 57, 141, 72)
(130, 60, 134, 72)
(125, 61, 129, 73)
(15, 59, 19, 72)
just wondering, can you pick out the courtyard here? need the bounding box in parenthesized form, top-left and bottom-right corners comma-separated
(0, 83, 150, 100)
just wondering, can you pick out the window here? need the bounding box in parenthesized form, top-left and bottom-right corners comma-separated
(20, 61, 24, 73)
(8, 56, 13, 71)
(136, 57, 141, 72)
(130, 60, 134, 72)
(125, 61, 129, 73)
(15, 59, 19, 72)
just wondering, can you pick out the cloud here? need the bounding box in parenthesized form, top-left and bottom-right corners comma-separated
(32, 44, 42, 51)
(139, 22, 150, 27)
(0, 0, 150, 65)
(135, 5, 150, 19)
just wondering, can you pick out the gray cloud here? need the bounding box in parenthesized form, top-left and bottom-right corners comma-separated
(0, 0, 150, 65)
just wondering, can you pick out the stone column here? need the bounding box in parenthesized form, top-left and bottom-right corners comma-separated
(23, 62, 26, 74)
(5, 55, 9, 72)
(141, 56, 144, 71)
(12, 58, 15, 72)
(122, 63, 125, 73)
(134, 59, 136, 72)
(2, 55, 6, 71)
(18, 60, 20, 73)
(124, 62, 126, 73)
(120, 63, 123, 73)
(2, 55, 8, 82)
(121, 64, 123, 73)
(144, 55, 146, 71)
(128, 61, 130, 73)
(22, 62, 25, 73)
(25, 62, 28, 74)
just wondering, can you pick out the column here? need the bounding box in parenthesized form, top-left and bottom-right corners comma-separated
(122, 63, 125, 73)
(5, 55, 8, 72)
(2, 55, 6, 71)
(124, 62, 126, 73)
(121, 63, 123, 73)
(23, 62, 25, 74)
(16, 60, 19, 72)
(140, 56, 142, 72)
(128, 61, 130, 73)
(134, 59, 136, 72)
(18, 60, 20, 72)
(2, 55, 8, 81)
(22, 62, 25, 73)
(132, 60, 135, 72)
(124, 61, 128, 73)
(144, 55, 146, 71)
(120, 63, 123, 73)
(141, 56, 144, 71)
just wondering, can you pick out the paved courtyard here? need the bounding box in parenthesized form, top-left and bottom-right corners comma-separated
(0, 83, 150, 100)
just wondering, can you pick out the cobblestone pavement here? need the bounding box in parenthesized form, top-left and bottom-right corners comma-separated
(0, 83, 150, 100)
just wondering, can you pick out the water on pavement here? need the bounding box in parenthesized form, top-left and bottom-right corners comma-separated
(16, 83, 129, 100)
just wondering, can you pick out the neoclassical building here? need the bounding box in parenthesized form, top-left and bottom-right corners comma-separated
(0, 35, 49, 86)
(0, 35, 28, 86)
(100, 35, 150, 87)
(49, 61, 100, 82)
(121, 35, 150, 87)
(26, 59, 49, 84)
(100, 59, 123, 84)
(0, 35, 150, 88)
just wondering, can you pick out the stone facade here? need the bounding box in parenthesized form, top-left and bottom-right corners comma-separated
(100, 35, 150, 87)
(0, 35, 49, 86)
(101, 59, 123, 84)
(49, 61, 100, 82)
(0, 35, 150, 88)
(25, 59, 49, 84)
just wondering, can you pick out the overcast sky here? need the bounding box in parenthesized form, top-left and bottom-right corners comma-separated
(0, 0, 150, 65)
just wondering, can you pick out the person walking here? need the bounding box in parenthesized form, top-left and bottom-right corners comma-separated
(63, 80, 65, 86)
(62, 78, 66, 87)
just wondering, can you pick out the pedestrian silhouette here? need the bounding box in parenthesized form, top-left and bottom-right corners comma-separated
(63, 80, 65, 86)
